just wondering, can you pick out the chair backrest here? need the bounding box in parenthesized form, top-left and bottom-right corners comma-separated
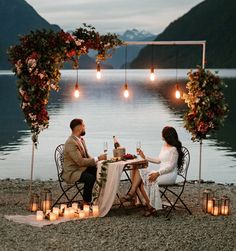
(177, 146, 190, 182)
(54, 144, 65, 182)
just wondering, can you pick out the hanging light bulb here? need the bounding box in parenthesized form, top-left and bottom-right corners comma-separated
(96, 62, 101, 79)
(150, 66, 155, 81)
(175, 84, 181, 99)
(123, 83, 129, 98)
(74, 82, 80, 98)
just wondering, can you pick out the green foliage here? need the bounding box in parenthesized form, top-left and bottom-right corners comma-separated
(8, 25, 122, 143)
(183, 67, 229, 141)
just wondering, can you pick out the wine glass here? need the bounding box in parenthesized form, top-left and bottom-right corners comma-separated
(136, 141, 141, 155)
(103, 142, 108, 154)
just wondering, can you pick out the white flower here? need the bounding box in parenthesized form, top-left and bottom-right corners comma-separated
(19, 88, 25, 96)
(22, 102, 29, 109)
(29, 113, 37, 121)
(15, 59, 22, 75)
(38, 73, 44, 79)
(27, 58, 37, 70)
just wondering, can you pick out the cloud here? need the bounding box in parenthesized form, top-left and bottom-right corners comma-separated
(25, 0, 203, 34)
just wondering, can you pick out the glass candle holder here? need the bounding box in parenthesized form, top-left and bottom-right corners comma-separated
(29, 193, 39, 212)
(202, 189, 214, 213)
(40, 189, 52, 213)
(221, 196, 230, 216)
(211, 198, 221, 216)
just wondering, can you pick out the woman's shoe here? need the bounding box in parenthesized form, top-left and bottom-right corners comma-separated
(121, 193, 135, 203)
(143, 207, 156, 217)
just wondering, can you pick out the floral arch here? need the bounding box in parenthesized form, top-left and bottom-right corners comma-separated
(8, 24, 122, 143)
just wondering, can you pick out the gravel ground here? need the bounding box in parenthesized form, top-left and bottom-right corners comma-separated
(0, 179, 235, 251)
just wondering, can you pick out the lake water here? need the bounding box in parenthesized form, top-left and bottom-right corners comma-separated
(0, 69, 236, 183)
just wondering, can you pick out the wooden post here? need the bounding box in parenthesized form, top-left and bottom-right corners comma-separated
(198, 139, 203, 204)
(29, 141, 35, 199)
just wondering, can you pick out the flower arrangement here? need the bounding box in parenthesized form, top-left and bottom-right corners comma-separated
(183, 67, 229, 141)
(8, 24, 122, 144)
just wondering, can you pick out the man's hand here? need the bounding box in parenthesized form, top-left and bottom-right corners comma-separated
(148, 172, 160, 183)
(98, 154, 107, 161)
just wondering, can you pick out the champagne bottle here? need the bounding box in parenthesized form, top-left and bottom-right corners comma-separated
(113, 136, 120, 149)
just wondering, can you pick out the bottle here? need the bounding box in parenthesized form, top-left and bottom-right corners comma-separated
(113, 136, 120, 149)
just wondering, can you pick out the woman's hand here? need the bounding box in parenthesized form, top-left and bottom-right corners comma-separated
(148, 172, 160, 183)
(138, 149, 146, 159)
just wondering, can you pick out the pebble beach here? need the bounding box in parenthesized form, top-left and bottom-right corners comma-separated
(0, 179, 235, 251)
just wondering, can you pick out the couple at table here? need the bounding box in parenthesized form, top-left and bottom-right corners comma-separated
(62, 118, 184, 216)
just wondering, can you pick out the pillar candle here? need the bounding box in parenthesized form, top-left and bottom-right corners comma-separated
(92, 205, 99, 217)
(83, 205, 90, 217)
(69, 207, 75, 218)
(31, 203, 38, 212)
(79, 210, 85, 219)
(49, 212, 57, 221)
(52, 207, 60, 218)
(36, 211, 44, 221)
(207, 200, 213, 213)
(212, 206, 219, 216)
(64, 208, 71, 219)
(72, 203, 78, 210)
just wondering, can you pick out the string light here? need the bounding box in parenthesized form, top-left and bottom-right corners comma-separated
(96, 62, 101, 79)
(123, 83, 129, 98)
(149, 44, 156, 81)
(74, 63, 80, 98)
(74, 83, 80, 98)
(175, 84, 181, 99)
(150, 66, 155, 81)
(123, 45, 130, 99)
(174, 46, 180, 99)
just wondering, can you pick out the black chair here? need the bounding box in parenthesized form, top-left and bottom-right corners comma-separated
(52, 144, 84, 207)
(159, 146, 192, 217)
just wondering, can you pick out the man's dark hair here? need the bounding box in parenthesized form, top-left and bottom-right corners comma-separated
(70, 118, 83, 130)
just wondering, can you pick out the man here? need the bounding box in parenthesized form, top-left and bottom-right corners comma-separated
(62, 118, 106, 204)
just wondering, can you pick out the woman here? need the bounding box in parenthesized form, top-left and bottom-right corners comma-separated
(122, 126, 184, 216)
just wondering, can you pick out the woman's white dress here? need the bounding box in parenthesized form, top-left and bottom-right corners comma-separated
(139, 146, 178, 210)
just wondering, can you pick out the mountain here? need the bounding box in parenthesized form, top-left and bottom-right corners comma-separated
(0, 0, 109, 69)
(105, 29, 156, 68)
(131, 0, 236, 68)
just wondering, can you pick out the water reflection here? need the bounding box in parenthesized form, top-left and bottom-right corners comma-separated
(0, 70, 235, 183)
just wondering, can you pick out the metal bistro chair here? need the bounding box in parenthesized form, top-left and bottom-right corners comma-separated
(52, 144, 84, 208)
(159, 146, 192, 217)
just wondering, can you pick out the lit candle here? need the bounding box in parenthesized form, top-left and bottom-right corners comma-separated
(72, 203, 78, 210)
(36, 211, 44, 221)
(64, 208, 71, 219)
(221, 205, 229, 215)
(79, 210, 85, 219)
(60, 204, 67, 215)
(207, 200, 213, 213)
(212, 206, 219, 216)
(49, 212, 57, 221)
(52, 207, 60, 218)
(69, 207, 75, 218)
(83, 205, 90, 217)
(31, 203, 38, 212)
(92, 205, 99, 217)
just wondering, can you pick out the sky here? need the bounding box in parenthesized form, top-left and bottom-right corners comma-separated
(26, 0, 203, 35)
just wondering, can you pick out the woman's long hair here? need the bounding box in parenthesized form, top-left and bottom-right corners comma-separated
(162, 126, 184, 171)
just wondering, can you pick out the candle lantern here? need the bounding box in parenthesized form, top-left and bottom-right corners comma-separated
(221, 196, 230, 216)
(40, 189, 52, 213)
(202, 189, 214, 213)
(29, 193, 39, 212)
(211, 198, 221, 216)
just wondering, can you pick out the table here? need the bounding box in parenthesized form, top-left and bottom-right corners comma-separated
(96, 159, 148, 217)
